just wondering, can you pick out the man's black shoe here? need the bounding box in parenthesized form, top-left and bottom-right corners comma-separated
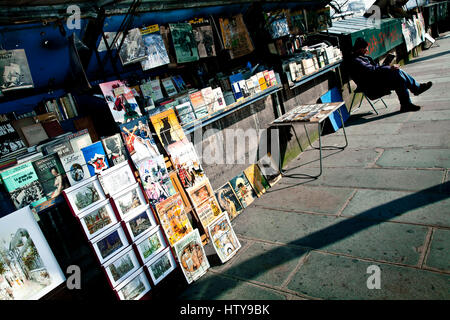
(414, 81, 432, 96)
(400, 103, 421, 112)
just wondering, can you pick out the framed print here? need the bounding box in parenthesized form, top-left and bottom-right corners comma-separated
(155, 193, 193, 246)
(257, 152, 282, 187)
(207, 212, 241, 263)
(195, 196, 222, 230)
(145, 247, 177, 286)
(111, 183, 147, 220)
(123, 205, 158, 242)
(229, 173, 257, 209)
(134, 226, 167, 264)
(243, 164, 270, 197)
(0, 207, 66, 300)
(98, 161, 136, 197)
(63, 175, 106, 216)
(215, 182, 243, 220)
(173, 229, 210, 284)
(78, 199, 118, 240)
(186, 178, 214, 208)
(91, 224, 129, 265)
(102, 246, 141, 288)
(114, 267, 151, 300)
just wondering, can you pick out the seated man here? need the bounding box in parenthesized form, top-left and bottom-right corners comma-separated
(350, 37, 432, 112)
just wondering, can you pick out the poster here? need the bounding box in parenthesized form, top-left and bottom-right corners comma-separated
(149, 109, 186, 148)
(0, 207, 65, 300)
(219, 14, 254, 59)
(207, 212, 241, 263)
(229, 172, 257, 208)
(173, 229, 209, 284)
(243, 164, 270, 197)
(167, 140, 205, 189)
(214, 182, 243, 220)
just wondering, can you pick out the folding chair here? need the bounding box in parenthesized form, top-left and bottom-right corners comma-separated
(349, 87, 389, 115)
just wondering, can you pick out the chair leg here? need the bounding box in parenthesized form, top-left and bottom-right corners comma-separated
(365, 96, 379, 115)
(349, 92, 357, 113)
(380, 98, 388, 109)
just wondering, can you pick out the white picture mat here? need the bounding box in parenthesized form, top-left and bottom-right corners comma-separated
(91, 224, 129, 265)
(123, 206, 158, 242)
(112, 183, 148, 220)
(77, 199, 118, 240)
(102, 246, 141, 288)
(114, 267, 151, 300)
(99, 161, 136, 196)
(135, 226, 167, 264)
(63, 175, 106, 216)
(145, 247, 176, 285)
(0, 207, 66, 300)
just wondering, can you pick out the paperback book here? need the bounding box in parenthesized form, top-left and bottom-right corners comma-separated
(101, 133, 128, 167)
(32, 153, 70, 200)
(140, 24, 170, 71)
(60, 151, 90, 186)
(81, 141, 110, 176)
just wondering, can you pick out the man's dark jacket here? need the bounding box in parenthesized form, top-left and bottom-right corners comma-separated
(350, 54, 394, 99)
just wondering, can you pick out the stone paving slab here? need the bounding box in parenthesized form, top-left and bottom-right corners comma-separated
(397, 120, 450, 135)
(376, 98, 450, 111)
(177, 271, 288, 300)
(424, 229, 450, 272)
(256, 184, 354, 215)
(376, 148, 450, 169)
(233, 208, 428, 266)
(292, 148, 380, 168)
(279, 167, 445, 193)
(286, 251, 450, 300)
(221, 241, 308, 287)
(341, 189, 450, 227)
(333, 122, 403, 136)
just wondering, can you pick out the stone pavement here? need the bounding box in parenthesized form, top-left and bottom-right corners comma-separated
(176, 33, 450, 300)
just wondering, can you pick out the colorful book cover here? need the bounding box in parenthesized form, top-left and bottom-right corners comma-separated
(139, 81, 156, 112)
(149, 109, 186, 149)
(175, 101, 197, 126)
(101, 133, 128, 167)
(212, 87, 226, 112)
(229, 172, 257, 208)
(119, 116, 160, 165)
(32, 153, 70, 199)
(238, 79, 250, 98)
(169, 23, 199, 63)
(219, 14, 254, 59)
(167, 140, 205, 189)
(207, 212, 241, 263)
(173, 228, 209, 283)
(171, 75, 187, 92)
(243, 164, 270, 197)
(195, 196, 222, 230)
(189, 91, 206, 112)
(81, 141, 110, 176)
(229, 73, 244, 101)
(214, 182, 243, 220)
(0, 162, 47, 209)
(155, 193, 193, 246)
(149, 79, 164, 102)
(191, 18, 217, 58)
(140, 24, 170, 71)
(200, 87, 215, 114)
(60, 151, 91, 186)
(136, 155, 176, 206)
(99, 80, 142, 125)
(161, 77, 178, 97)
(0, 49, 34, 92)
(117, 28, 147, 65)
(266, 14, 290, 39)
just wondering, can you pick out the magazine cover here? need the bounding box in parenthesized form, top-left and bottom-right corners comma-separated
(101, 133, 128, 167)
(191, 18, 216, 58)
(173, 228, 209, 284)
(0, 206, 66, 300)
(120, 116, 160, 165)
(215, 182, 243, 220)
(243, 164, 270, 197)
(0, 162, 47, 209)
(219, 14, 254, 59)
(81, 141, 110, 176)
(136, 155, 176, 206)
(149, 109, 186, 149)
(117, 28, 147, 65)
(229, 172, 257, 208)
(140, 24, 170, 71)
(32, 153, 70, 200)
(99, 80, 142, 125)
(207, 212, 241, 263)
(169, 23, 199, 63)
(167, 140, 205, 189)
(0, 49, 34, 92)
(0, 120, 26, 158)
(155, 193, 193, 246)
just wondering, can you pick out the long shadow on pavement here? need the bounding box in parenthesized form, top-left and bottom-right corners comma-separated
(177, 181, 450, 300)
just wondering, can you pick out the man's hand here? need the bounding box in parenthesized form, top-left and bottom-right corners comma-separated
(391, 64, 400, 70)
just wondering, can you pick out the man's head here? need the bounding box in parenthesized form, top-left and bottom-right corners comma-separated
(353, 37, 369, 55)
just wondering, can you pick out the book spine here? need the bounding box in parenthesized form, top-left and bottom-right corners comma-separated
(63, 96, 75, 119)
(58, 98, 69, 120)
(67, 93, 79, 117)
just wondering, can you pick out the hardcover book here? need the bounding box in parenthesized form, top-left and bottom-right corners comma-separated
(60, 151, 90, 186)
(117, 28, 147, 66)
(81, 141, 110, 176)
(120, 116, 160, 165)
(0, 49, 34, 92)
(44, 140, 73, 157)
(99, 80, 142, 125)
(68, 129, 92, 152)
(21, 123, 49, 147)
(169, 23, 199, 63)
(140, 24, 170, 71)
(32, 153, 70, 200)
(0, 162, 47, 209)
